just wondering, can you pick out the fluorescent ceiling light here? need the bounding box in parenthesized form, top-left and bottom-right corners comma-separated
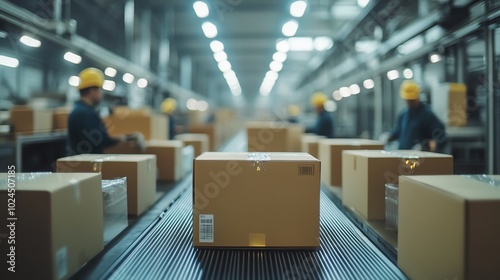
(349, 84, 361, 95)
(272, 52, 287, 63)
(260, 87, 270, 96)
(397, 35, 424, 55)
(103, 80, 116, 91)
(232, 88, 242, 96)
(202, 22, 217, 38)
(339, 86, 351, 97)
(358, 0, 370, 8)
(290, 1, 307, 17)
(332, 90, 342, 101)
(218, 60, 231, 72)
(276, 40, 290, 53)
(363, 79, 375, 89)
(430, 54, 442, 63)
(331, 3, 361, 20)
(20, 35, 41, 48)
(269, 61, 283, 72)
(210, 40, 224, 52)
(68, 76, 80, 87)
(186, 98, 198, 110)
(288, 37, 314, 51)
(214, 51, 227, 62)
(64, 51, 81, 64)
(355, 40, 379, 53)
(122, 73, 135, 84)
(324, 100, 337, 112)
(282, 20, 299, 37)
(104, 67, 117, 77)
(387, 70, 399, 80)
(137, 78, 148, 88)
(265, 71, 279, 81)
(223, 70, 236, 80)
(314, 37, 333, 51)
(227, 78, 239, 86)
(0, 55, 19, 68)
(198, 100, 209, 112)
(403, 68, 413, 79)
(193, 1, 209, 18)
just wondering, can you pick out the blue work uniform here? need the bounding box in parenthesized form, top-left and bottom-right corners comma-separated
(307, 110, 334, 138)
(168, 115, 176, 140)
(67, 101, 118, 155)
(390, 104, 447, 151)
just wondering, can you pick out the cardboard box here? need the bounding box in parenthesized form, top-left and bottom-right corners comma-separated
(52, 108, 70, 131)
(9, 105, 53, 134)
(301, 134, 326, 159)
(318, 139, 384, 187)
(102, 178, 128, 245)
(0, 173, 103, 280)
(104, 107, 168, 140)
(56, 154, 156, 215)
(342, 150, 453, 220)
(398, 175, 500, 280)
(175, 133, 209, 157)
(432, 83, 467, 127)
(247, 122, 304, 152)
(145, 140, 184, 182)
(188, 125, 219, 151)
(193, 152, 320, 248)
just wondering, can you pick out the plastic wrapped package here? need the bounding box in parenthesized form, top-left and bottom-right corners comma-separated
(102, 177, 128, 244)
(385, 183, 399, 229)
(182, 145, 195, 175)
(462, 174, 500, 187)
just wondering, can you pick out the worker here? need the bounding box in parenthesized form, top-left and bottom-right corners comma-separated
(161, 97, 177, 139)
(287, 104, 300, 123)
(67, 67, 127, 155)
(306, 92, 334, 138)
(387, 80, 448, 152)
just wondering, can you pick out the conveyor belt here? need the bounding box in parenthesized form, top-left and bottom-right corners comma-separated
(101, 187, 406, 280)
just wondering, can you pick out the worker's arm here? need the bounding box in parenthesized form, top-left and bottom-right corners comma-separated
(80, 112, 121, 149)
(426, 112, 448, 152)
(388, 114, 402, 142)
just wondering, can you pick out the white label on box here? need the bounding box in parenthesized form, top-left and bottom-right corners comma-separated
(199, 214, 214, 243)
(56, 247, 68, 280)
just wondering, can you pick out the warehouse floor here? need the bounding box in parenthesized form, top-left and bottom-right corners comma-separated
(72, 133, 407, 280)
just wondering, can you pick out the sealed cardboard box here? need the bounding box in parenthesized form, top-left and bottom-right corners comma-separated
(56, 154, 156, 215)
(9, 105, 53, 134)
(398, 175, 500, 280)
(301, 134, 326, 159)
(247, 122, 304, 152)
(145, 140, 184, 181)
(52, 108, 70, 131)
(432, 83, 467, 127)
(319, 139, 384, 187)
(104, 107, 168, 140)
(175, 133, 209, 157)
(102, 178, 128, 245)
(0, 173, 103, 280)
(188, 125, 219, 151)
(342, 150, 453, 220)
(193, 152, 320, 248)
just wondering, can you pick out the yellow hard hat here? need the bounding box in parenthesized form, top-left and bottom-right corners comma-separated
(311, 92, 328, 107)
(288, 104, 300, 116)
(161, 98, 177, 114)
(78, 67, 104, 90)
(400, 80, 420, 100)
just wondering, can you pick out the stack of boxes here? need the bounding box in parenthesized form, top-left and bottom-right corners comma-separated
(9, 105, 53, 135)
(246, 122, 304, 152)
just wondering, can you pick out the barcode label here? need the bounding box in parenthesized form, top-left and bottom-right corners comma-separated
(299, 165, 314, 175)
(199, 214, 214, 243)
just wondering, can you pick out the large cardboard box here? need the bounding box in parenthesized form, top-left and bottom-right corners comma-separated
(342, 150, 453, 220)
(104, 107, 168, 140)
(56, 154, 156, 215)
(398, 175, 500, 279)
(301, 134, 326, 159)
(319, 139, 384, 187)
(432, 83, 467, 127)
(175, 133, 209, 157)
(52, 108, 70, 131)
(247, 122, 304, 152)
(188, 125, 219, 151)
(0, 173, 103, 280)
(193, 152, 320, 248)
(145, 140, 184, 182)
(9, 105, 53, 134)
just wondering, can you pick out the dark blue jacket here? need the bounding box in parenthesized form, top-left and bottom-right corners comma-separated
(67, 101, 118, 155)
(390, 104, 447, 151)
(307, 110, 334, 138)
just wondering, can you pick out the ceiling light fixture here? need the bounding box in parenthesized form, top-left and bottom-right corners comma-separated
(290, 1, 307, 17)
(104, 67, 117, 77)
(210, 40, 224, 52)
(214, 51, 228, 62)
(0, 55, 19, 68)
(63, 51, 81, 64)
(218, 60, 232, 72)
(272, 52, 287, 63)
(20, 35, 41, 48)
(269, 61, 283, 72)
(282, 20, 299, 37)
(363, 79, 375, 89)
(103, 80, 116, 91)
(122, 73, 135, 84)
(193, 1, 209, 18)
(201, 22, 218, 38)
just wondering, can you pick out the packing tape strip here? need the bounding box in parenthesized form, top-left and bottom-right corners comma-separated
(91, 156, 116, 172)
(248, 152, 271, 172)
(461, 174, 500, 187)
(381, 151, 420, 170)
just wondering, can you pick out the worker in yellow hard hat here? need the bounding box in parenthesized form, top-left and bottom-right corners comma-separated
(161, 97, 177, 139)
(387, 80, 447, 152)
(287, 104, 300, 123)
(67, 67, 126, 155)
(306, 92, 334, 138)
